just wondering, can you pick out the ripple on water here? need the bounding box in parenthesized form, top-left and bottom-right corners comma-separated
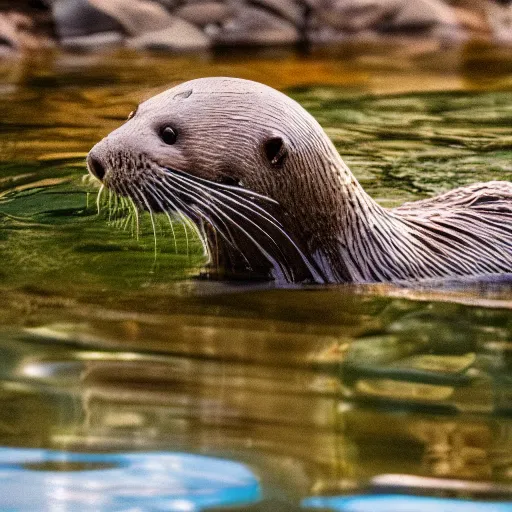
(0, 48, 511, 505)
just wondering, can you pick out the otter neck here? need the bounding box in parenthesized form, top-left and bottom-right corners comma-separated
(281, 149, 395, 283)
(302, 151, 508, 284)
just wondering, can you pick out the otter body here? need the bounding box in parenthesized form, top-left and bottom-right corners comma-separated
(87, 78, 512, 284)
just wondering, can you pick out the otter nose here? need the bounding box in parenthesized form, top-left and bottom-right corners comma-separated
(87, 153, 106, 182)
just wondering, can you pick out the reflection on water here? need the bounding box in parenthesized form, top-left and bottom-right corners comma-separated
(304, 494, 512, 512)
(0, 448, 260, 511)
(0, 44, 512, 509)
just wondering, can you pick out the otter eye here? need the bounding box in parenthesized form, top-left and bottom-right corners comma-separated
(160, 126, 178, 145)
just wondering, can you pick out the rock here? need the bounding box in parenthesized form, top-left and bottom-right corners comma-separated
(389, 0, 458, 31)
(314, 0, 389, 32)
(176, 2, 233, 27)
(4, 0, 509, 52)
(89, 0, 177, 35)
(312, 0, 460, 34)
(89, 0, 210, 49)
(0, 11, 46, 50)
(0, 13, 19, 50)
(215, 5, 299, 45)
(248, 0, 306, 26)
(52, 0, 123, 40)
(486, 0, 512, 43)
(127, 20, 211, 50)
(155, 0, 179, 10)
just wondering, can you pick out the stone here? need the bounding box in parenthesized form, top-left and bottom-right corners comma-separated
(127, 20, 211, 50)
(312, 0, 459, 33)
(89, 0, 178, 35)
(390, 0, 458, 30)
(52, 0, 123, 39)
(0, 12, 22, 49)
(486, 0, 512, 44)
(176, 2, 233, 27)
(249, 0, 305, 26)
(215, 5, 299, 45)
(0, 11, 44, 50)
(314, 0, 388, 32)
(88, 0, 210, 49)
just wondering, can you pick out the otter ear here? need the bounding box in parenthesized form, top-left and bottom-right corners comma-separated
(263, 136, 288, 168)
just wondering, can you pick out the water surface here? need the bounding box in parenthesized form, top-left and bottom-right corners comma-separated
(1, 43, 512, 508)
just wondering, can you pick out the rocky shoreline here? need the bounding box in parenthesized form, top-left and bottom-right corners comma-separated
(1, 0, 511, 54)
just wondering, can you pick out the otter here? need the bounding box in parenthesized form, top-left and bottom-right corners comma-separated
(87, 77, 512, 284)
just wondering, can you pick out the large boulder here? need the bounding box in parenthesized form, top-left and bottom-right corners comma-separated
(52, 0, 210, 49)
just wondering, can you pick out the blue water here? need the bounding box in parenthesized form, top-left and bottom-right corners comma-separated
(304, 495, 512, 512)
(0, 448, 260, 511)
(1, 446, 510, 511)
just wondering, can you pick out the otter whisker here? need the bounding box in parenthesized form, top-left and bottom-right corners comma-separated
(117, 196, 133, 229)
(156, 177, 239, 252)
(160, 176, 279, 267)
(190, 204, 252, 270)
(164, 169, 301, 253)
(107, 189, 113, 223)
(116, 182, 137, 237)
(124, 198, 137, 234)
(169, 173, 283, 247)
(96, 184, 105, 216)
(144, 181, 179, 254)
(126, 189, 140, 241)
(168, 168, 279, 205)
(110, 191, 123, 225)
(157, 175, 282, 270)
(131, 185, 158, 260)
(155, 176, 240, 263)
(147, 178, 211, 260)
(144, 179, 194, 257)
(169, 172, 309, 277)
(120, 208, 133, 232)
(112, 194, 121, 227)
(170, 174, 325, 281)
(146, 179, 209, 260)
(163, 175, 294, 281)
(166, 169, 285, 229)
(169, 183, 240, 258)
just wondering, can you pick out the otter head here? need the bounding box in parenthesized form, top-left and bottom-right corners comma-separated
(87, 78, 352, 282)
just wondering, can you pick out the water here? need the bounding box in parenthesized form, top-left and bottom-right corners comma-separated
(1, 43, 512, 510)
